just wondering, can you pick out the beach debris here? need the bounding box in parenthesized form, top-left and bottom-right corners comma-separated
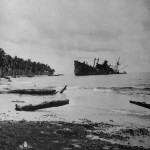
(8, 89, 57, 95)
(15, 99, 69, 111)
(11, 100, 25, 103)
(19, 141, 33, 149)
(23, 141, 28, 148)
(60, 85, 67, 94)
(130, 100, 150, 109)
(0, 85, 68, 95)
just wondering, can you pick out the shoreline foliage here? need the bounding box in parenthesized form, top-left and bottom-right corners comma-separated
(0, 48, 55, 77)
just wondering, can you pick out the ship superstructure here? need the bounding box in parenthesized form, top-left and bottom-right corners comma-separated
(74, 58, 126, 76)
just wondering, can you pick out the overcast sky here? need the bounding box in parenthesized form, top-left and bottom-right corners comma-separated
(0, 0, 150, 73)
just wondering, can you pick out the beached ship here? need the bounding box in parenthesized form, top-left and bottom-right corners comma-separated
(74, 58, 127, 76)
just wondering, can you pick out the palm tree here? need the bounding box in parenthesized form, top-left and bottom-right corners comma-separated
(0, 48, 6, 77)
(0, 48, 55, 77)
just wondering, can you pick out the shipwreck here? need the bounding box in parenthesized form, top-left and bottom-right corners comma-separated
(74, 58, 127, 76)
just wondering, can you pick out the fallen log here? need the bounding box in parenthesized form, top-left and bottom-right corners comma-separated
(130, 100, 150, 109)
(1, 85, 67, 95)
(8, 89, 57, 95)
(15, 99, 69, 111)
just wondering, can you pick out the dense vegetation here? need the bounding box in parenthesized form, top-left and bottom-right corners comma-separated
(0, 48, 55, 77)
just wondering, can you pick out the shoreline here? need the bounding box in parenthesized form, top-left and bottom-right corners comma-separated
(1, 76, 150, 149)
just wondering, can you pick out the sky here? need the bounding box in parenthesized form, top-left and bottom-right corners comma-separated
(0, 0, 150, 73)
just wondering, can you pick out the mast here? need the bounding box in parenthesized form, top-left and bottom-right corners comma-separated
(97, 58, 99, 64)
(116, 57, 120, 72)
(119, 65, 128, 71)
(93, 58, 96, 67)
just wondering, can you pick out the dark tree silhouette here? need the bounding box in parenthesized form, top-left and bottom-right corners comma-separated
(0, 48, 55, 77)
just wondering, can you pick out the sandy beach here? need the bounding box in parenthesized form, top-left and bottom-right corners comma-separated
(1, 0, 150, 149)
(0, 76, 150, 150)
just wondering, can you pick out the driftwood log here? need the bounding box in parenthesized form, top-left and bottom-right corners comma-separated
(8, 89, 57, 95)
(130, 100, 150, 109)
(15, 99, 69, 111)
(1, 85, 67, 95)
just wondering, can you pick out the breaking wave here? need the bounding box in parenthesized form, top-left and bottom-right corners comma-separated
(110, 86, 150, 96)
(80, 86, 150, 97)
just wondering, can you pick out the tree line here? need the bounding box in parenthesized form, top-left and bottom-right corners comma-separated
(0, 48, 55, 77)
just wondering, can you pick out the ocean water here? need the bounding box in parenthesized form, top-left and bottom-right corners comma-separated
(1, 72, 150, 127)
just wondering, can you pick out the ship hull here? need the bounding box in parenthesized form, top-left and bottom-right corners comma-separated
(74, 61, 125, 76)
